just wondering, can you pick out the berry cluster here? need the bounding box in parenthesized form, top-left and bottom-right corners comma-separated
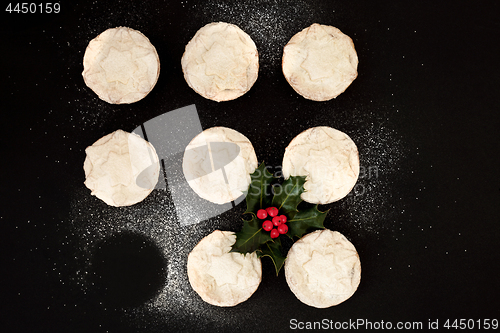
(257, 207, 288, 239)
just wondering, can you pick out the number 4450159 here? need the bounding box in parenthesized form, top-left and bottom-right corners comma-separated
(444, 319, 498, 330)
(6, 3, 60, 13)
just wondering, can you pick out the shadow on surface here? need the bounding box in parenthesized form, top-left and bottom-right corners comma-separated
(90, 231, 167, 308)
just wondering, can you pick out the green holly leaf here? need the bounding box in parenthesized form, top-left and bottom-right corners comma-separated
(271, 175, 306, 219)
(231, 214, 272, 254)
(287, 205, 328, 239)
(244, 162, 274, 215)
(257, 238, 286, 276)
(232, 162, 330, 276)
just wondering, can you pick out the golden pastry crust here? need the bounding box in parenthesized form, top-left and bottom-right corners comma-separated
(182, 127, 258, 204)
(282, 126, 359, 204)
(83, 129, 160, 206)
(82, 27, 160, 104)
(285, 229, 361, 308)
(187, 230, 262, 307)
(181, 22, 259, 102)
(282, 23, 358, 101)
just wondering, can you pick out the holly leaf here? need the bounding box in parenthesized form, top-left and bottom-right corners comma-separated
(287, 205, 329, 239)
(232, 162, 330, 276)
(271, 175, 306, 219)
(244, 162, 274, 215)
(231, 215, 272, 254)
(258, 238, 286, 276)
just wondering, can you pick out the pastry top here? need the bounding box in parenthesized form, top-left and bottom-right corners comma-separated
(82, 27, 160, 104)
(182, 127, 258, 204)
(83, 129, 160, 206)
(282, 23, 358, 101)
(285, 229, 361, 308)
(187, 230, 262, 307)
(282, 126, 359, 204)
(181, 22, 259, 102)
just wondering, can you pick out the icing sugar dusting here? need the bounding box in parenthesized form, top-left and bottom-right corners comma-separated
(64, 1, 409, 330)
(69, 185, 265, 331)
(194, 0, 317, 76)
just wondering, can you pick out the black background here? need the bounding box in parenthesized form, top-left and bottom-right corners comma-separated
(2, 1, 499, 332)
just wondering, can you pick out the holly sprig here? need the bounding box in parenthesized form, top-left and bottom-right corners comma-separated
(231, 162, 329, 275)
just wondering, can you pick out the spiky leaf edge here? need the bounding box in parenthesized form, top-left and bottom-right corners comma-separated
(286, 205, 329, 240)
(271, 175, 306, 220)
(243, 162, 274, 217)
(257, 238, 286, 276)
(231, 214, 272, 254)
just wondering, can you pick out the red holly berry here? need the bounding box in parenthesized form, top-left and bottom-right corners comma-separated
(270, 228, 279, 239)
(266, 207, 278, 217)
(279, 215, 287, 224)
(262, 220, 273, 231)
(257, 209, 268, 219)
(278, 224, 288, 235)
(272, 216, 282, 227)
